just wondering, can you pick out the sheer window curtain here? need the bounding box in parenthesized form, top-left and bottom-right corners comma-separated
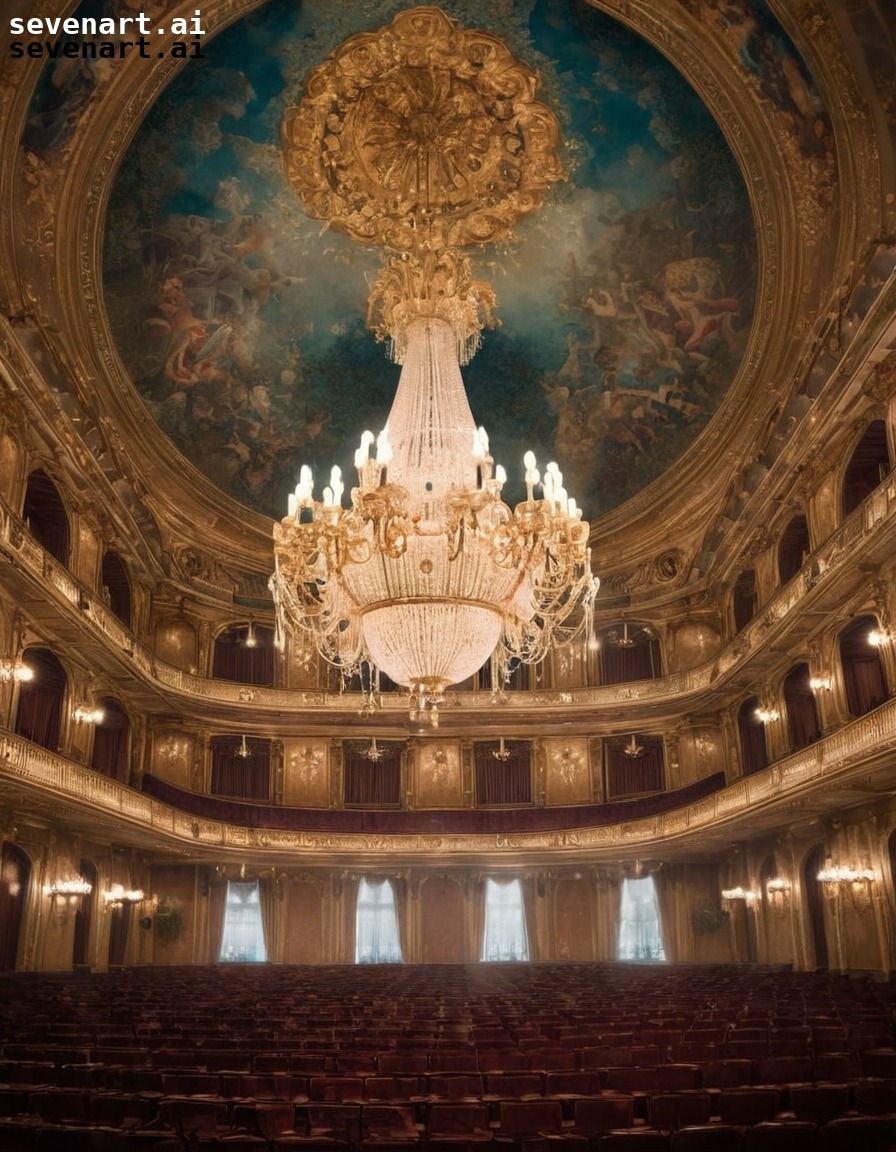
(218, 880, 267, 962)
(355, 877, 403, 963)
(481, 877, 529, 961)
(617, 876, 666, 961)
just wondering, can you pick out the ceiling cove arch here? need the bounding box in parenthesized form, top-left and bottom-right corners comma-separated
(0, 1, 872, 580)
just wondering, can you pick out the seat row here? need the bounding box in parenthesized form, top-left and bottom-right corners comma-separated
(1, 1092, 895, 1152)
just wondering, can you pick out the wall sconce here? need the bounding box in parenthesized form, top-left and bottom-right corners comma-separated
(721, 886, 760, 908)
(816, 863, 876, 913)
(44, 878, 93, 898)
(765, 877, 790, 912)
(73, 705, 104, 725)
(103, 884, 145, 905)
(754, 705, 779, 724)
(0, 657, 33, 683)
(809, 675, 831, 692)
(868, 628, 891, 647)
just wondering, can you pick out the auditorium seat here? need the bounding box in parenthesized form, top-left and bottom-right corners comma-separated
(740, 1121, 819, 1152)
(669, 1125, 743, 1152)
(646, 1091, 711, 1131)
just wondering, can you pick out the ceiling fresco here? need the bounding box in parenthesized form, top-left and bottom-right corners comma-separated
(86, 0, 817, 520)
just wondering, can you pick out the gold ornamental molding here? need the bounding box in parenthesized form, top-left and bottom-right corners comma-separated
(281, 6, 563, 351)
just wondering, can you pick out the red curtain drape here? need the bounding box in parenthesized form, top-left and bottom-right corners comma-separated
(783, 665, 820, 749)
(738, 697, 768, 776)
(210, 737, 271, 800)
(606, 740, 664, 798)
(598, 629, 660, 684)
(15, 647, 66, 751)
(107, 903, 131, 966)
(474, 743, 532, 806)
(212, 626, 274, 685)
(91, 699, 130, 782)
(344, 751, 402, 807)
(0, 842, 30, 972)
(840, 617, 888, 717)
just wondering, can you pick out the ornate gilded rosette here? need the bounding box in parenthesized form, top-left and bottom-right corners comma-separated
(282, 6, 563, 352)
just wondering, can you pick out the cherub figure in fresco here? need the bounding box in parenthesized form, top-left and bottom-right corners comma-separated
(661, 257, 740, 362)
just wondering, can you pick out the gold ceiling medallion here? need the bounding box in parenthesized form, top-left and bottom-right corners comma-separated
(281, 5, 563, 356)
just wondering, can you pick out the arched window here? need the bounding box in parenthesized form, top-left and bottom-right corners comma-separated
(597, 622, 661, 684)
(733, 570, 757, 633)
(839, 616, 888, 717)
(219, 880, 267, 963)
(15, 647, 66, 751)
(101, 552, 132, 628)
(355, 878, 403, 964)
(843, 420, 891, 516)
(737, 696, 768, 776)
(778, 515, 810, 585)
(212, 623, 274, 685)
(91, 698, 130, 782)
(22, 468, 69, 563)
(210, 736, 271, 801)
(617, 876, 665, 962)
(783, 664, 821, 750)
(0, 842, 30, 972)
(481, 878, 529, 962)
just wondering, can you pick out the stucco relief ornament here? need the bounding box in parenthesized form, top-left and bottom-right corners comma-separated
(282, 5, 563, 360)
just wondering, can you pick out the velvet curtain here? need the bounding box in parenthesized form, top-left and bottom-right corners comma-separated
(344, 751, 401, 807)
(211, 626, 274, 686)
(738, 698, 768, 776)
(599, 638, 658, 685)
(210, 737, 271, 800)
(783, 666, 820, 749)
(606, 740, 664, 798)
(0, 842, 30, 972)
(15, 648, 66, 751)
(91, 699, 130, 782)
(474, 743, 532, 806)
(107, 903, 131, 966)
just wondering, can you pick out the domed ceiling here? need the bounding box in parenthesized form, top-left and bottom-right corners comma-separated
(88, 0, 825, 521)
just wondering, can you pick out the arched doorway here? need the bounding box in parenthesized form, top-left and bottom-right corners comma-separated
(783, 663, 821, 750)
(778, 514, 810, 585)
(803, 844, 828, 970)
(101, 551, 132, 628)
(839, 616, 888, 717)
(72, 859, 98, 968)
(842, 420, 891, 516)
(737, 696, 768, 776)
(15, 647, 67, 751)
(91, 699, 130, 783)
(0, 842, 31, 972)
(22, 468, 70, 563)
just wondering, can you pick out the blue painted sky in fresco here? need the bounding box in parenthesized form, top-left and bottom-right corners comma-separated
(100, 0, 760, 517)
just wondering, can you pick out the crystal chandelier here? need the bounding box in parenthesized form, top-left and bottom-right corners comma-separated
(269, 8, 598, 725)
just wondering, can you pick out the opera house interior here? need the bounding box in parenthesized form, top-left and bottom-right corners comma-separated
(2, 0, 896, 1145)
